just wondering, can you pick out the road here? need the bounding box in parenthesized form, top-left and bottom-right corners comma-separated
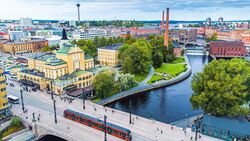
(7, 80, 221, 141)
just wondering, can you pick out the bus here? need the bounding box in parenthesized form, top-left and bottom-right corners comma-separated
(7, 95, 19, 104)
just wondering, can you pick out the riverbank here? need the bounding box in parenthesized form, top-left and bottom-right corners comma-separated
(97, 54, 192, 105)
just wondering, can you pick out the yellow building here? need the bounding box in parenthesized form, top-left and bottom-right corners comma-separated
(17, 43, 95, 95)
(0, 68, 8, 114)
(98, 44, 122, 66)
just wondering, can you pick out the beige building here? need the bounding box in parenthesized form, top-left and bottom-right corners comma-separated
(18, 43, 95, 95)
(98, 44, 122, 66)
(3, 39, 48, 55)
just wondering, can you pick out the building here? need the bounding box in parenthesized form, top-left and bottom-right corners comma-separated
(172, 41, 182, 57)
(35, 30, 53, 38)
(170, 28, 197, 44)
(69, 20, 76, 27)
(20, 17, 32, 26)
(0, 32, 9, 40)
(242, 34, 250, 46)
(210, 41, 246, 57)
(206, 17, 212, 26)
(121, 27, 161, 36)
(18, 43, 94, 95)
(198, 115, 250, 140)
(98, 44, 122, 66)
(73, 29, 109, 40)
(9, 31, 24, 41)
(3, 39, 48, 55)
(218, 17, 224, 23)
(0, 68, 8, 115)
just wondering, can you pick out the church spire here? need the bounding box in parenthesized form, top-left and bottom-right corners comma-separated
(61, 28, 68, 40)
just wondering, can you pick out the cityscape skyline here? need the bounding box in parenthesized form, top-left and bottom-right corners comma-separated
(0, 0, 250, 21)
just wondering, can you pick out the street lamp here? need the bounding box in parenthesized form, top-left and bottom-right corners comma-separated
(50, 80, 54, 100)
(20, 89, 25, 112)
(195, 116, 201, 141)
(82, 89, 85, 109)
(53, 99, 57, 124)
(104, 115, 107, 141)
(129, 99, 132, 124)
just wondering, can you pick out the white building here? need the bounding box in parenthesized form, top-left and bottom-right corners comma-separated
(69, 21, 76, 27)
(9, 30, 24, 41)
(73, 28, 119, 40)
(20, 17, 32, 26)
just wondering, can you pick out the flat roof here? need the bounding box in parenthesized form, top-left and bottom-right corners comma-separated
(99, 43, 123, 50)
(201, 115, 250, 135)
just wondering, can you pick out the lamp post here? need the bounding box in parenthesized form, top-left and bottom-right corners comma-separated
(195, 116, 200, 141)
(82, 89, 85, 109)
(53, 99, 57, 124)
(20, 89, 25, 112)
(129, 99, 132, 124)
(50, 80, 54, 100)
(104, 115, 107, 141)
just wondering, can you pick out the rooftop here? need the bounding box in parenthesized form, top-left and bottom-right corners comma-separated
(30, 52, 56, 61)
(56, 43, 75, 55)
(99, 43, 123, 50)
(201, 115, 250, 135)
(4, 39, 47, 45)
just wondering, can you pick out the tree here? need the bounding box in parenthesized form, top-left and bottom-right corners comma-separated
(119, 39, 152, 74)
(206, 32, 217, 42)
(41, 45, 52, 52)
(190, 58, 250, 117)
(93, 71, 115, 99)
(152, 51, 163, 68)
(118, 73, 136, 91)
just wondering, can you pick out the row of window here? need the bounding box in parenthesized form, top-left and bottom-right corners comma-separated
(0, 88, 6, 92)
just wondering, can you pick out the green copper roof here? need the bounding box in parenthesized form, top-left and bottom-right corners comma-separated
(71, 70, 89, 77)
(56, 44, 75, 55)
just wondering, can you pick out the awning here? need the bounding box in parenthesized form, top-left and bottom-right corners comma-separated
(63, 85, 77, 92)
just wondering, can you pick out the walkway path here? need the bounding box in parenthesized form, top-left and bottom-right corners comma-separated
(97, 54, 192, 105)
(142, 65, 154, 84)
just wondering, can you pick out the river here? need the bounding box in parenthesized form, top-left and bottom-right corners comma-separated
(107, 55, 208, 124)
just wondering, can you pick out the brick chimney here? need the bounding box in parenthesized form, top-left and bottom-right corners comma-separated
(162, 11, 165, 29)
(164, 8, 169, 47)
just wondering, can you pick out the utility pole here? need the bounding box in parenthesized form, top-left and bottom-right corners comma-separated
(104, 115, 107, 141)
(195, 116, 200, 141)
(53, 99, 57, 124)
(20, 89, 25, 112)
(82, 89, 85, 109)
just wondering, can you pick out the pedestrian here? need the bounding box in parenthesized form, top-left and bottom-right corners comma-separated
(161, 130, 163, 134)
(190, 136, 193, 141)
(199, 134, 202, 139)
(171, 125, 173, 130)
(38, 117, 40, 122)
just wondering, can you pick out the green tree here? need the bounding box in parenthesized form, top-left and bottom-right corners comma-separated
(118, 73, 136, 91)
(41, 45, 52, 52)
(190, 58, 250, 117)
(93, 71, 115, 98)
(206, 32, 217, 42)
(119, 40, 152, 74)
(152, 51, 163, 68)
(10, 117, 22, 127)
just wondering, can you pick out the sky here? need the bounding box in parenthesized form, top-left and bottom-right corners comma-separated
(0, 0, 250, 21)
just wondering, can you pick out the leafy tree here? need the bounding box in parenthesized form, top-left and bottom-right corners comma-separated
(152, 51, 163, 68)
(206, 32, 217, 42)
(119, 39, 152, 74)
(118, 73, 136, 91)
(10, 117, 22, 127)
(93, 71, 115, 98)
(190, 58, 250, 117)
(41, 45, 52, 52)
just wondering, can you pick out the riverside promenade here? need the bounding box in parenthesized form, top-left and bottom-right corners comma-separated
(97, 54, 192, 105)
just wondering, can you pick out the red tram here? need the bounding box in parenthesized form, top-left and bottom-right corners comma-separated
(64, 109, 132, 141)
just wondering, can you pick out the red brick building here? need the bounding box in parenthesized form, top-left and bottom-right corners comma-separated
(210, 41, 246, 57)
(242, 34, 250, 46)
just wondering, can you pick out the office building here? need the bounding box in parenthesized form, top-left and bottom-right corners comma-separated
(98, 44, 122, 66)
(0, 68, 8, 115)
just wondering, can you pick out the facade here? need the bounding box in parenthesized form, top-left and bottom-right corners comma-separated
(3, 39, 48, 55)
(98, 44, 122, 66)
(20, 17, 32, 26)
(121, 27, 161, 36)
(9, 31, 24, 41)
(242, 34, 250, 46)
(73, 29, 109, 40)
(170, 28, 197, 44)
(206, 17, 212, 26)
(0, 32, 9, 40)
(0, 68, 8, 115)
(199, 115, 250, 141)
(17, 43, 95, 95)
(210, 41, 246, 57)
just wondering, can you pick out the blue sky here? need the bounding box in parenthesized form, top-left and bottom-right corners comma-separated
(0, 0, 250, 21)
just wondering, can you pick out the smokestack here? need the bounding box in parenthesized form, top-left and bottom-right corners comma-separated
(164, 8, 169, 47)
(162, 11, 165, 29)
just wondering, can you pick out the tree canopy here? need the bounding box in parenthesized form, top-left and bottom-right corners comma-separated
(190, 58, 250, 117)
(93, 71, 115, 99)
(206, 32, 217, 42)
(119, 39, 152, 74)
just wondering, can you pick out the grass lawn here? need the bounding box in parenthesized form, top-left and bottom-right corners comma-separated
(171, 57, 185, 64)
(155, 63, 187, 76)
(148, 74, 164, 84)
(134, 73, 148, 82)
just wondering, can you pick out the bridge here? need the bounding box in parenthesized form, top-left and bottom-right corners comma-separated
(7, 74, 220, 141)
